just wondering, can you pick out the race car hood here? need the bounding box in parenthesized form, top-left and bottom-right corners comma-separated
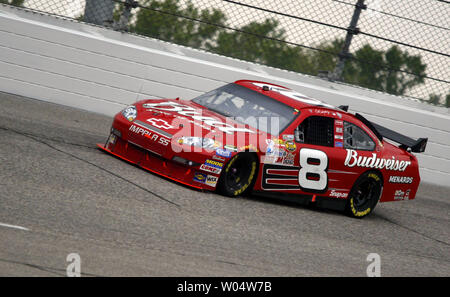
(133, 99, 269, 152)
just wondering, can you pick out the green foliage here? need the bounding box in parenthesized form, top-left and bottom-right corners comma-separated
(210, 19, 312, 73)
(133, 0, 226, 48)
(282, 39, 427, 97)
(132, 0, 430, 100)
(75, 14, 84, 22)
(428, 94, 441, 105)
(305, 39, 343, 75)
(0, 0, 24, 6)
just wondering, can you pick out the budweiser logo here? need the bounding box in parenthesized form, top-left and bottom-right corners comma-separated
(344, 149, 411, 172)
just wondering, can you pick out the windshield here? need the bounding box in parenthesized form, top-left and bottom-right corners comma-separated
(192, 83, 298, 135)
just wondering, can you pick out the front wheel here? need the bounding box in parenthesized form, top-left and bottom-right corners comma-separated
(217, 153, 258, 197)
(346, 171, 383, 218)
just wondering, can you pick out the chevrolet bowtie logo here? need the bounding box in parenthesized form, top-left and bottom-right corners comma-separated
(146, 118, 174, 129)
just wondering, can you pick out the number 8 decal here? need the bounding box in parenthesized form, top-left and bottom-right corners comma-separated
(298, 148, 328, 191)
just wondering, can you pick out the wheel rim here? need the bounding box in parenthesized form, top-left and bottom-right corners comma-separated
(226, 157, 251, 191)
(353, 179, 378, 211)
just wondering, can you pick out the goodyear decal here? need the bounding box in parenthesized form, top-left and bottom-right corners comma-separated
(193, 172, 207, 183)
(193, 172, 218, 187)
(233, 161, 257, 196)
(350, 198, 371, 217)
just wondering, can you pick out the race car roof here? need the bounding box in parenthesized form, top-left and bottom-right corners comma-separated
(234, 80, 338, 111)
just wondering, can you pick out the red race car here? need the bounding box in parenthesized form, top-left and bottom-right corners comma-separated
(98, 80, 427, 218)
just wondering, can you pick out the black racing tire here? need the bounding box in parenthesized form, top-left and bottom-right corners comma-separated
(217, 153, 258, 197)
(345, 171, 383, 218)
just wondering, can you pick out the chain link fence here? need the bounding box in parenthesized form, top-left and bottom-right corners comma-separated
(3, 0, 449, 107)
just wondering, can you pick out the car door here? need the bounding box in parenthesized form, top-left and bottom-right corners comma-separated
(291, 114, 337, 194)
(260, 114, 336, 194)
(327, 117, 378, 197)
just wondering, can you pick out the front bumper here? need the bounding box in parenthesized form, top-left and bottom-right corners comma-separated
(97, 135, 217, 190)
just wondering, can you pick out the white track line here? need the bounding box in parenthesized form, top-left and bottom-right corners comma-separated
(0, 222, 30, 231)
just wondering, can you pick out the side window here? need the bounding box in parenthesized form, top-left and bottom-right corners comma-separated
(295, 116, 334, 147)
(344, 121, 375, 151)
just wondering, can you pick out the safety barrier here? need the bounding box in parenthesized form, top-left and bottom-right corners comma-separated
(0, 5, 448, 185)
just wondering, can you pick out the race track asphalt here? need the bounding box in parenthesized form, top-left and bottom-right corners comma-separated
(0, 92, 449, 276)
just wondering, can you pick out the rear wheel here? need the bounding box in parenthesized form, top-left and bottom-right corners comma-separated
(217, 153, 258, 197)
(346, 171, 383, 218)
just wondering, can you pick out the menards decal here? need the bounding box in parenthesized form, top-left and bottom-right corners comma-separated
(389, 176, 414, 184)
(142, 102, 256, 135)
(344, 149, 411, 172)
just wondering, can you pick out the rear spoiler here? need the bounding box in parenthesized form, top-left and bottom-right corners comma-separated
(355, 113, 428, 153)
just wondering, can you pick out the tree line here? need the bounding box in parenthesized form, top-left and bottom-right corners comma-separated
(130, 0, 449, 107)
(2, 0, 447, 106)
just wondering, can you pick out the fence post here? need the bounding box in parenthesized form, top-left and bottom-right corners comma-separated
(330, 0, 366, 81)
(114, 0, 138, 31)
(84, 0, 115, 26)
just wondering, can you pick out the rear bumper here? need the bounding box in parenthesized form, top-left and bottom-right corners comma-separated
(97, 136, 216, 191)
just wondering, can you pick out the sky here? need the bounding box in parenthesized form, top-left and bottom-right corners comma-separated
(22, 0, 450, 100)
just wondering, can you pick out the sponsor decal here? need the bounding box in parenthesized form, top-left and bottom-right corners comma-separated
(216, 148, 232, 158)
(284, 141, 296, 152)
(193, 172, 207, 183)
(329, 190, 348, 199)
(282, 152, 295, 166)
(204, 159, 223, 169)
(129, 125, 170, 146)
(200, 164, 221, 174)
(212, 155, 226, 162)
(194, 172, 218, 187)
(200, 159, 223, 174)
(224, 145, 238, 152)
(264, 140, 285, 164)
(344, 149, 411, 171)
(335, 120, 344, 126)
(267, 149, 286, 158)
(394, 189, 411, 201)
(205, 175, 218, 187)
(266, 140, 284, 154)
(266, 139, 275, 154)
(142, 102, 256, 134)
(267, 138, 296, 152)
(146, 118, 174, 129)
(239, 144, 259, 152)
(265, 148, 286, 162)
(389, 176, 413, 184)
(405, 189, 410, 200)
(282, 134, 295, 141)
(314, 109, 332, 115)
(335, 122, 344, 149)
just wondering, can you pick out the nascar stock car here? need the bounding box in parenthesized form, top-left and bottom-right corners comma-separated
(98, 80, 427, 218)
